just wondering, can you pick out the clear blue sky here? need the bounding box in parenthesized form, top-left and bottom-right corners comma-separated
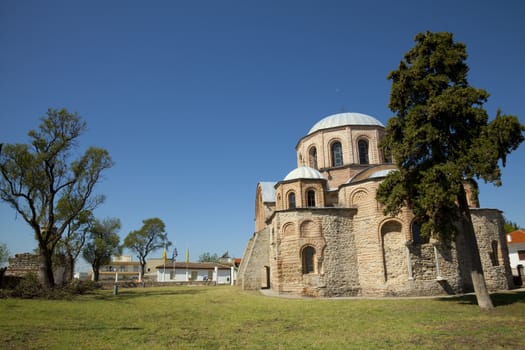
(1, 0, 524, 270)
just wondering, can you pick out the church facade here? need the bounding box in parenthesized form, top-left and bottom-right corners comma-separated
(238, 112, 514, 297)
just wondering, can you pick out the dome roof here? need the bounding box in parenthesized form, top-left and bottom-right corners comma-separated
(308, 112, 384, 135)
(283, 166, 325, 181)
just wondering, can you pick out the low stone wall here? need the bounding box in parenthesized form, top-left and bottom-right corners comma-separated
(5, 253, 40, 277)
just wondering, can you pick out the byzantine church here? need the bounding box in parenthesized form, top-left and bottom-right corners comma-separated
(237, 112, 514, 297)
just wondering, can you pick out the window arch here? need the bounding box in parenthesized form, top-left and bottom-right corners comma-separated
(282, 222, 296, 237)
(358, 139, 369, 165)
(308, 146, 318, 169)
(381, 220, 404, 281)
(307, 190, 316, 207)
(288, 192, 296, 209)
(302, 246, 316, 274)
(331, 141, 343, 167)
(300, 220, 320, 237)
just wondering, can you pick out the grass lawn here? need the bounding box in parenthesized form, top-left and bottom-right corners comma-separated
(1, 286, 524, 350)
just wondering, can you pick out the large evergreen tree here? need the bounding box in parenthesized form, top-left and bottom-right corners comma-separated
(377, 32, 524, 310)
(0, 109, 114, 287)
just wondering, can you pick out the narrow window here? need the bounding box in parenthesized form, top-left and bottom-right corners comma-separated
(302, 246, 316, 274)
(331, 141, 343, 167)
(358, 140, 369, 164)
(288, 192, 296, 209)
(309, 147, 318, 169)
(518, 250, 525, 260)
(412, 221, 429, 244)
(307, 190, 316, 207)
(490, 240, 499, 266)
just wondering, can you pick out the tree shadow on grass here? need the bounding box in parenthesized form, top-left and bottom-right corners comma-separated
(437, 290, 525, 306)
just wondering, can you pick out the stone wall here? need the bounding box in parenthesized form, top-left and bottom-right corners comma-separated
(471, 209, 514, 291)
(269, 208, 357, 296)
(244, 178, 513, 297)
(237, 227, 270, 290)
(320, 209, 360, 296)
(5, 252, 66, 286)
(6, 253, 40, 277)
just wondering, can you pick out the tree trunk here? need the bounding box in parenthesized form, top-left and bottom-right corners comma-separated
(458, 189, 494, 310)
(140, 262, 146, 280)
(39, 249, 55, 288)
(0, 267, 6, 288)
(92, 264, 100, 282)
(65, 254, 75, 283)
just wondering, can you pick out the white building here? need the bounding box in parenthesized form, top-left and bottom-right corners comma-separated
(507, 230, 525, 277)
(99, 255, 141, 281)
(156, 261, 235, 285)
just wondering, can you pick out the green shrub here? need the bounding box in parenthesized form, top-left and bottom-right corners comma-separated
(11, 273, 44, 299)
(4, 274, 100, 299)
(65, 279, 100, 295)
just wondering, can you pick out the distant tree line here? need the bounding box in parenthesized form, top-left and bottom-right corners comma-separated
(504, 217, 522, 234)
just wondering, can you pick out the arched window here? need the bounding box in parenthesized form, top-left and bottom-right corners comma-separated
(358, 140, 369, 165)
(331, 141, 343, 167)
(288, 192, 296, 209)
(302, 246, 316, 274)
(307, 190, 316, 207)
(309, 147, 318, 169)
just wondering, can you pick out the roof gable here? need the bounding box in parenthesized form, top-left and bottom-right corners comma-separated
(259, 182, 277, 202)
(507, 230, 525, 244)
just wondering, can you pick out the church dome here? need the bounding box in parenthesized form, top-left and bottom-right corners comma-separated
(284, 166, 325, 181)
(308, 112, 384, 135)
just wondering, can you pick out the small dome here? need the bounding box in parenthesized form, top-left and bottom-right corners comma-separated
(308, 112, 384, 135)
(284, 166, 325, 181)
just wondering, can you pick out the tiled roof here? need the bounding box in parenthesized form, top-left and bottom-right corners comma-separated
(260, 182, 277, 202)
(108, 261, 140, 266)
(155, 261, 232, 270)
(507, 230, 525, 244)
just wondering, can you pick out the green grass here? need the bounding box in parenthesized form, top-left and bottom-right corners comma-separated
(1, 286, 524, 349)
